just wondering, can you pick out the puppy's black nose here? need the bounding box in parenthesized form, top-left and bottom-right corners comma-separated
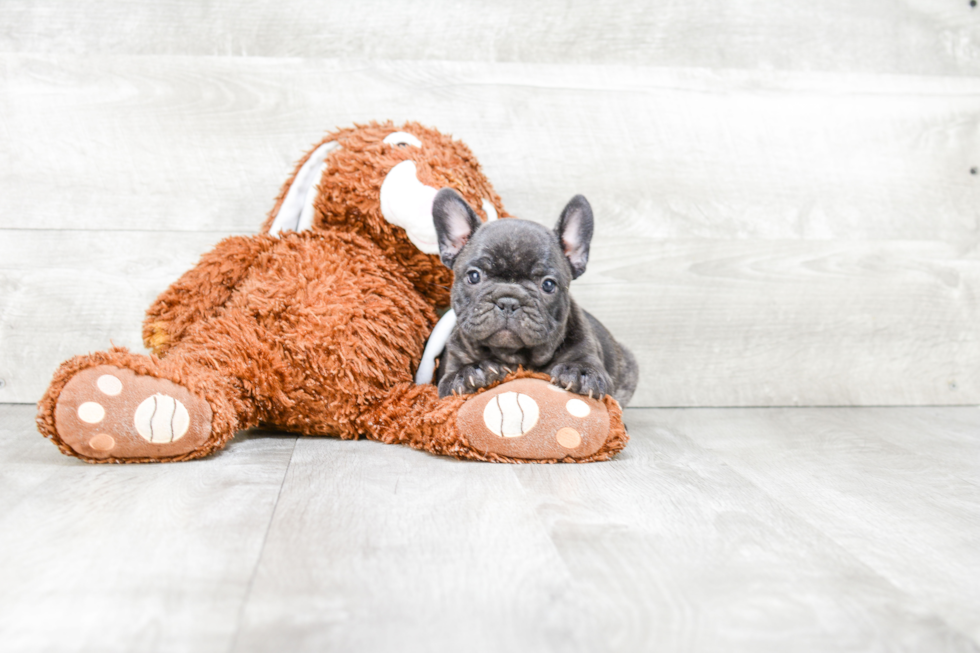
(495, 297, 521, 314)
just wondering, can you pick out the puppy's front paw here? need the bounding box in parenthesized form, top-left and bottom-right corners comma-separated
(550, 363, 610, 400)
(439, 361, 510, 397)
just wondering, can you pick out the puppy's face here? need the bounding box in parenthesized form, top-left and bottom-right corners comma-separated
(433, 189, 593, 354)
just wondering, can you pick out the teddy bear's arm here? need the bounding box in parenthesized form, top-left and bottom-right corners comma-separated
(142, 234, 279, 356)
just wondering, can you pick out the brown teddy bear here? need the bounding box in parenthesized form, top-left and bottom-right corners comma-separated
(36, 122, 628, 464)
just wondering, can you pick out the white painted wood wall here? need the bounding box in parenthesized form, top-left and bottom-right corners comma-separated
(2, 1, 979, 407)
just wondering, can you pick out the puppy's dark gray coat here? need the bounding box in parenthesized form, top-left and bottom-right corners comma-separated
(432, 189, 638, 406)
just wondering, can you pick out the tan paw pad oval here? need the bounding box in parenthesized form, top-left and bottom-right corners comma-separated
(88, 433, 115, 452)
(555, 427, 582, 449)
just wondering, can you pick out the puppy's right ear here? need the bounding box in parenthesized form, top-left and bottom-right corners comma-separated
(555, 194, 594, 279)
(432, 188, 482, 268)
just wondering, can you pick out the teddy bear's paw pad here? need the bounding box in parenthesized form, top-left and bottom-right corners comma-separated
(54, 365, 212, 460)
(458, 378, 609, 461)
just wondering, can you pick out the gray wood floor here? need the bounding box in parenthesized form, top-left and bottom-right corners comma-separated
(2, 404, 978, 652)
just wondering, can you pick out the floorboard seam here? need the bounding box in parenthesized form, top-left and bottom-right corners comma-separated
(225, 434, 299, 653)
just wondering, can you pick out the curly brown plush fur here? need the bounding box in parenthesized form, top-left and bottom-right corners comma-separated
(36, 121, 628, 464)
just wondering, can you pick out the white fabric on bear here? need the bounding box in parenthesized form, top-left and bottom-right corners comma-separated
(269, 140, 340, 235)
(382, 131, 422, 147)
(379, 160, 441, 254)
(482, 198, 498, 221)
(415, 309, 457, 385)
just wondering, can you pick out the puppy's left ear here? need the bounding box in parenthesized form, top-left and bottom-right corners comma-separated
(433, 188, 483, 268)
(555, 195, 594, 279)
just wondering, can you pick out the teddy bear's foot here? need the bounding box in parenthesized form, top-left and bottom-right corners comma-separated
(53, 365, 213, 461)
(457, 378, 612, 462)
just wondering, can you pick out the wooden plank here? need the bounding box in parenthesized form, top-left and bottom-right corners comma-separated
(651, 406, 980, 642)
(0, 404, 298, 653)
(576, 238, 980, 407)
(2, 54, 979, 239)
(230, 437, 591, 652)
(1, 1, 978, 77)
(0, 230, 230, 404)
(3, 230, 977, 406)
(3, 403, 979, 650)
(232, 408, 979, 651)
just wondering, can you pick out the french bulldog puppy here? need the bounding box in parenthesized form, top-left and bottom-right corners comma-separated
(432, 188, 638, 405)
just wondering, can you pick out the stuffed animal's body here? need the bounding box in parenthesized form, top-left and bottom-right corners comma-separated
(37, 122, 628, 463)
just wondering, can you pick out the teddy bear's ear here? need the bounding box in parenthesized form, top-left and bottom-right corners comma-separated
(433, 188, 482, 269)
(268, 141, 341, 236)
(555, 194, 594, 279)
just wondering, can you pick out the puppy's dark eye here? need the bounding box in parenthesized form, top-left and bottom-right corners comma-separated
(541, 278, 557, 294)
(466, 270, 481, 285)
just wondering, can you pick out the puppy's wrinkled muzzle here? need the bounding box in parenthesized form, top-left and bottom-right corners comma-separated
(487, 329, 524, 349)
(495, 297, 521, 315)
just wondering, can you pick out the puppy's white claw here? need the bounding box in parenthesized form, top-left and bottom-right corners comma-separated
(469, 375, 475, 386)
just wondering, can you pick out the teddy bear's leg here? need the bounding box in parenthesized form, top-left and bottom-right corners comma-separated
(361, 373, 629, 463)
(142, 234, 280, 356)
(37, 346, 249, 463)
(453, 377, 629, 462)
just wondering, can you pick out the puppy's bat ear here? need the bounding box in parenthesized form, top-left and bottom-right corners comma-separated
(555, 194, 594, 279)
(433, 188, 482, 268)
